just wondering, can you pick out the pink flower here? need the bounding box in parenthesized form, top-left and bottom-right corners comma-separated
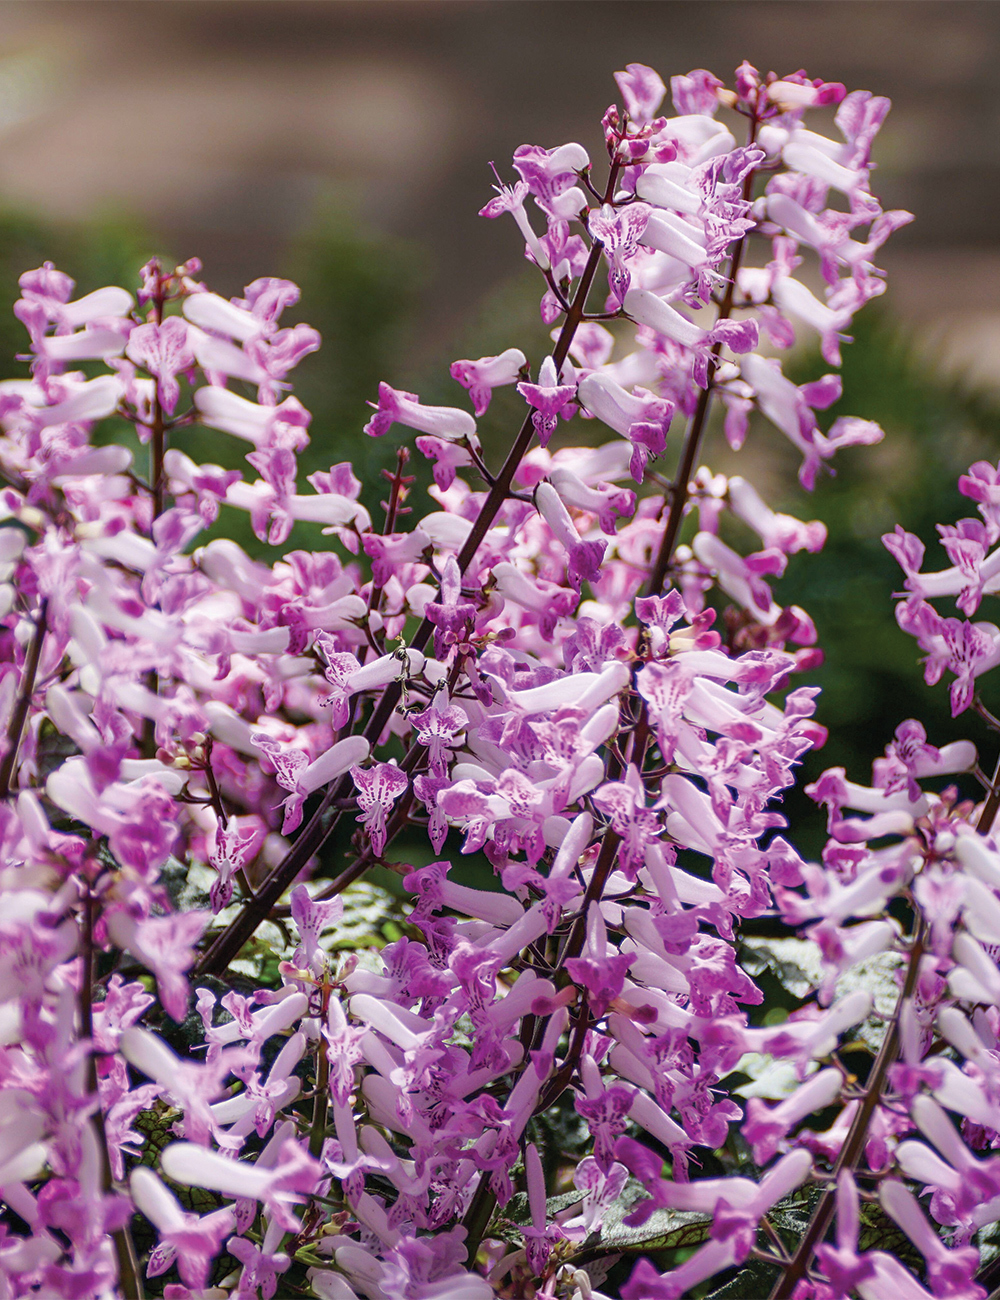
(107, 911, 208, 1022)
(517, 356, 577, 447)
(130, 1169, 235, 1290)
(364, 381, 477, 441)
(208, 818, 264, 913)
(577, 372, 674, 482)
(227, 1229, 290, 1300)
(126, 317, 194, 415)
(349, 761, 409, 857)
(410, 700, 468, 776)
(425, 555, 478, 655)
(588, 203, 652, 305)
(671, 68, 723, 115)
(743, 1069, 843, 1165)
(251, 732, 370, 833)
(450, 348, 526, 416)
(615, 63, 668, 124)
(160, 1137, 322, 1233)
(289, 884, 343, 971)
(479, 176, 550, 269)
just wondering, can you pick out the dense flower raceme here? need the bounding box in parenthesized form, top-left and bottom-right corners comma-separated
(0, 56, 993, 1300)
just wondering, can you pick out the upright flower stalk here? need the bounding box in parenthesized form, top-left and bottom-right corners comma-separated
(4, 55, 996, 1300)
(645, 106, 760, 598)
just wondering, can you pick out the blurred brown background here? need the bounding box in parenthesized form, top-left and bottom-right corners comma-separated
(0, 0, 996, 380)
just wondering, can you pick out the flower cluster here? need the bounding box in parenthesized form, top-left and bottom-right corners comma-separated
(1, 55, 990, 1300)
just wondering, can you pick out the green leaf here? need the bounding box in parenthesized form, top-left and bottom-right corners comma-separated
(502, 1189, 585, 1225)
(599, 1202, 713, 1253)
(705, 1259, 781, 1299)
(741, 936, 902, 1051)
(741, 936, 825, 999)
(857, 1200, 922, 1269)
(976, 1217, 1000, 1272)
(586, 1178, 714, 1254)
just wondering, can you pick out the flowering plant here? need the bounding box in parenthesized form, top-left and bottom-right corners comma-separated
(1, 55, 996, 1300)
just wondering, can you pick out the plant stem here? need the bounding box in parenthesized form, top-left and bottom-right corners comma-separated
(198, 152, 625, 978)
(769, 922, 925, 1300)
(0, 598, 48, 799)
(310, 987, 331, 1158)
(462, 1174, 498, 1266)
(366, 447, 413, 638)
(81, 880, 146, 1300)
(558, 828, 623, 966)
(979, 749, 1000, 834)
(645, 120, 759, 599)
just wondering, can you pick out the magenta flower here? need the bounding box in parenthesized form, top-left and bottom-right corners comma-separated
(161, 1137, 322, 1233)
(364, 381, 477, 441)
(251, 732, 370, 833)
(120, 1027, 236, 1145)
(880, 1180, 983, 1299)
(415, 434, 474, 490)
(349, 761, 409, 857)
(125, 317, 194, 415)
(130, 1169, 235, 1290)
(322, 996, 368, 1107)
(289, 883, 343, 971)
(517, 356, 577, 447)
(410, 700, 468, 776)
(588, 202, 652, 305)
(577, 372, 674, 482)
(742, 1069, 844, 1165)
(575, 1060, 637, 1173)
(0, 58, 929, 1300)
(671, 67, 723, 115)
(512, 141, 589, 209)
(479, 176, 550, 270)
(615, 62, 667, 124)
(450, 347, 526, 416)
(425, 554, 478, 655)
(227, 1229, 290, 1300)
(208, 817, 264, 913)
(592, 764, 662, 877)
(107, 911, 208, 1022)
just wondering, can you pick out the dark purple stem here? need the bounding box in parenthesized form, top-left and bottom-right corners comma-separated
(0, 598, 48, 799)
(645, 116, 760, 598)
(769, 921, 925, 1300)
(197, 150, 625, 977)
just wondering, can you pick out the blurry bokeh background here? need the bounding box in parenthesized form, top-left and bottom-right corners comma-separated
(2, 0, 1000, 833)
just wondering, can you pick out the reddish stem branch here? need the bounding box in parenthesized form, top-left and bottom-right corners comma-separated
(0, 598, 48, 799)
(769, 922, 925, 1300)
(978, 749, 1000, 834)
(197, 152, 625, 977)
(366, 447, 414, 639)
(645, 118, 759, 598)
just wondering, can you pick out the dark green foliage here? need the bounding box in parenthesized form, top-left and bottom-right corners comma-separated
(0, 208, 152, 376)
